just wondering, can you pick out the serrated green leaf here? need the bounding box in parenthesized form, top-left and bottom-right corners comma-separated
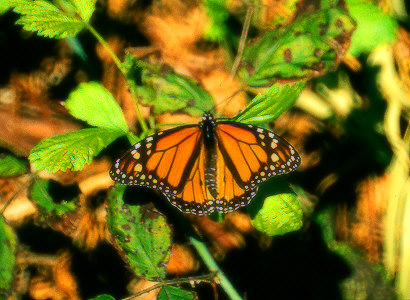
(239, 7, 355, 87)
(158, 286, 195, 300)
(107, 185, 172, 280)
(29, 128, 124, 172)
(0, 154, 28, 177)
(123, 55, 214, 117)
(30, 179, 77, 217)
(234, 82, 305, 125)
(247, 179, 303, 236)
(88, 294, 116, 300)
(65, 82, 129, 132)
(347, 0, 398, 57)
(0, 215, 17, 296)
(7, 0, 85, 38)
(70, 0, 97, 23)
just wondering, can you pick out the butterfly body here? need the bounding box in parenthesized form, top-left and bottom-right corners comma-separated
(110, 112, 300, 215)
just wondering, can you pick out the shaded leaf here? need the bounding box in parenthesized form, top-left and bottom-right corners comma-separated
(0, 215, 17, 296)
(123, 55, 214, 116)
(6, 0, 86, 38)
(0, 154, 28, 177)
(346, 0, 398, 57)
(65, 82, 128, 132)
(158, 286, 195, 300)
(247, 179, 303, 236)
(106, 185, 172, 280)
(203, 0, 232, 43)
(30, 179, 77, 218)
(239, 6, 356, 87)
(234, 82, 305, 125)
(29, 128, 124, 172)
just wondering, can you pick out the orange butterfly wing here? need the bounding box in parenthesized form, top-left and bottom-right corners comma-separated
(110, 125, 202, 193)
(166, 143, 215, 214)
(110, 125, 214, 214)
(213, 122, 300, 213)
(110, 116, 301, 215)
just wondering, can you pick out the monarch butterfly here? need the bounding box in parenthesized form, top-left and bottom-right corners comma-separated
(110, 112, 300, 215)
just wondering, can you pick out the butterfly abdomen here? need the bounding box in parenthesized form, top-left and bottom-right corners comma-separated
(201, 112, 218, 199)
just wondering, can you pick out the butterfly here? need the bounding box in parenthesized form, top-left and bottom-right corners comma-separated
(110, 112, 300, 215)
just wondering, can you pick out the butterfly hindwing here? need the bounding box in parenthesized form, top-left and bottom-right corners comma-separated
(165, 143, 215, 215)
(215, 146, 258, 213)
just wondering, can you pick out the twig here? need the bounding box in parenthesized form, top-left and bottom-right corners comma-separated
(123, 272, 218, 300)
(230, 7, 253, 80)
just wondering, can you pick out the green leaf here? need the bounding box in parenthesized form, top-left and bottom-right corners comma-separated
(247, 178, 303, 236)
(0, 154, 28, 177)
(107, 185, 172, 280)
(6, 0, 86, 39)
(65, 82, 129, 132)
(239, 6, 356, 87)
(30, 179, 77, 218)
(29, 128, 124, 172)
(70, 0, 97, 23)
(158, 286, 195, 300)
(0, 215, 17, 296)
(234, 82, 305, 125)
(202, 0, 231, 43)
(88, 295, 116, 300)
(123, 55, 214, 117)
(347, 0, 398, 57)
(0, 1, 12, 14)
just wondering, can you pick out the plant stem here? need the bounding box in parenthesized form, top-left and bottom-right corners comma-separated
(189, 236, 243, 300)
(123, 272, 217, 300)
(230, 6, 253, 80)
(84, 23, 149, 133)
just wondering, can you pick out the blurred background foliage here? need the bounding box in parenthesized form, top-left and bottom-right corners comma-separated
(0, 0, 408, 299)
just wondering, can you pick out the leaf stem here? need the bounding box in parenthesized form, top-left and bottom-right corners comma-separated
(189, 236, 243, 300)
(84, 23, 149, 133)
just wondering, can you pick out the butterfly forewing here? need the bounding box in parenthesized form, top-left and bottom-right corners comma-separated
(110, 125, 203, 195)
(215, 122, 301, 190)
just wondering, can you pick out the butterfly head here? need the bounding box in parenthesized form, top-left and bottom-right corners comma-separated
(200, 112, 217, 147)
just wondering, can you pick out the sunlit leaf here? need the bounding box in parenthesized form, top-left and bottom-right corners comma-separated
(6, 0, 86, 38)
(0, 1, 12, 14)
(107, 185, 172, 280)
(0, 154, 28, 177)
(158, 286, 195, 300)
(71, 0, 97, 23)
(29, 128, 124, 172)
(65, 82, 128, 132)
(234, 82, 305, 125)
(0, 215, 17, 296)
(247, 179, 303, 236)
(346, 0, 398, 57)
